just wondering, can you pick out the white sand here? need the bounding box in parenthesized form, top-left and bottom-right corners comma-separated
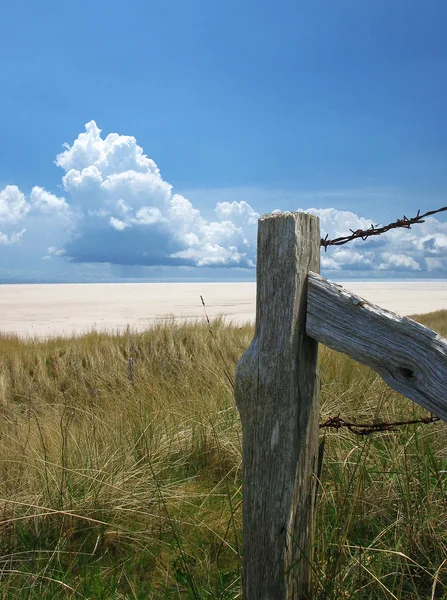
(1, 281, 446, 339)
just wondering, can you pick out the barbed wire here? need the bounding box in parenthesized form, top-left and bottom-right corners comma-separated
(320, 206, 447, 251)
(319, 414, 440, 436)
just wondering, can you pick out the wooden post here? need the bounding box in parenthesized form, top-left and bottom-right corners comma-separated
(235, 212, 321, 600)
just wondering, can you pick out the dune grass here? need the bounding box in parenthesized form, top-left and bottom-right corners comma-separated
(0, 312, 445, 598)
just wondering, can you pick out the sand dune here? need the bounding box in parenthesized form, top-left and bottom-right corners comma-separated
(1, 280, 446, 338)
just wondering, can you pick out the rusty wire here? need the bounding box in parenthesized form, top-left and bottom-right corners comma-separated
(319, 414, 440, 436)
(320, 206, 447, 250)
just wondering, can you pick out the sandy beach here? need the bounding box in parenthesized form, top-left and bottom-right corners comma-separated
(1, 280, 446, 338)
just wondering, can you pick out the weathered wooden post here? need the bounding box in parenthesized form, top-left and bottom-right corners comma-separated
(235, 212, 321, 599)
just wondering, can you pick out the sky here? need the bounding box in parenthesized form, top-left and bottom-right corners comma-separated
(1, 0, 446, 282)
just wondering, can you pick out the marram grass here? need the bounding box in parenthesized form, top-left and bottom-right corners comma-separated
(0, 313, 445, 599)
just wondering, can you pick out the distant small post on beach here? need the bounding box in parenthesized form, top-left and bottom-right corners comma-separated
(235, 211, 321, 600)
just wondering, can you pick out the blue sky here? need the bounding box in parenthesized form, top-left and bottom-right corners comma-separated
(1, 0, 446, 282)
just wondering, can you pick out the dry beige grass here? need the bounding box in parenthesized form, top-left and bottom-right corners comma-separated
(0, 313, 445, 598)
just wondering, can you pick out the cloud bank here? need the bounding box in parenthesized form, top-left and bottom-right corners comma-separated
(1, 121, 446, 279)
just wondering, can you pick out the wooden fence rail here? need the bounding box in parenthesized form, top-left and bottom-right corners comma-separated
(235, 211, 447, 600)
(307, 272, 447, 422)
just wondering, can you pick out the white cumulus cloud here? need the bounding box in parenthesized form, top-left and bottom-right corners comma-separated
(0, 229, 26, 245)
(0, 185, 30, 224)
(378, 253, 422, 271)
(30, 186, 69, 214)
(55, 121, 258, 268)
(108, 217, 129, 231)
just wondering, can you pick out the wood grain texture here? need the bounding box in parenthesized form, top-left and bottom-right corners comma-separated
(306, 272, 447, 422)
(235, 212, 320, 599)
